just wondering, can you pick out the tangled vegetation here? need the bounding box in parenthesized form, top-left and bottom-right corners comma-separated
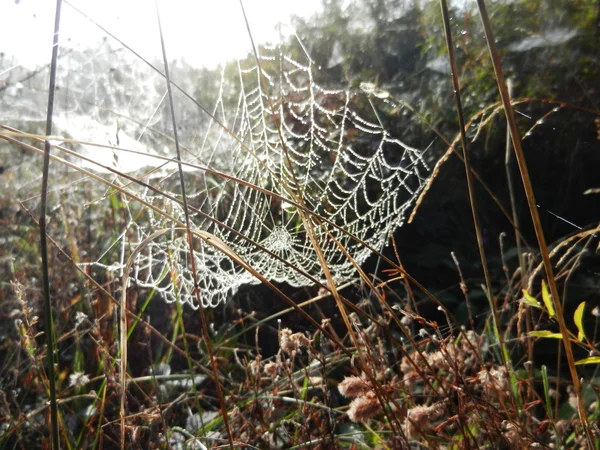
(1, 0, 599, 449)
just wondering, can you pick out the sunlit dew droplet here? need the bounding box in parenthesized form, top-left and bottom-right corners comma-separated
(47, 136, 65, 146)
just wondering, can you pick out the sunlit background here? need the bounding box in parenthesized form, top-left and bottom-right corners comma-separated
(2, 0, 322, 69)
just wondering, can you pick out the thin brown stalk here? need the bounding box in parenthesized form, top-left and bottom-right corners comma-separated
(21, 201, 227, 383)
(439, 0, 508, 370)
(238, 0, 404, 435)
(450, 251, 475, 331)
(504, 79, 526, 285)
(155, 3, 235, 449)
(475, 0, 594, 446)
(121, 6, 229, 448)
(3, 126, 492, 344)
(0, 132, 362, 354)
(6, 124, 499, 375)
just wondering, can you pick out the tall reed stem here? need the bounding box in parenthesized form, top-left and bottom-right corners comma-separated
(156, 1, 234, 448)
(476, 0, 594, 446)
(40, 1, 63, 448)
(438, 0, 509, 369)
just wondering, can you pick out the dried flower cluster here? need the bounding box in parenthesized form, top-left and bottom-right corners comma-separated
(338, 375, 381, 422)
(279, 328, 311, 355)
(405, 402, 446, 439)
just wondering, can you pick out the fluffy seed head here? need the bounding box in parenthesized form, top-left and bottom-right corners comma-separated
(338, 376, 371, 398)
(347, 391, 380, 422)
(405, 402, 445, 439)
(279, 328, 310, 354)
(264, 362, 279, 378)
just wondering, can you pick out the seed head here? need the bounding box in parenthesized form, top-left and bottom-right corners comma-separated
(338, 376, 371, 398)
(347, 391, 380, 422)
(69, 371, 90, 389)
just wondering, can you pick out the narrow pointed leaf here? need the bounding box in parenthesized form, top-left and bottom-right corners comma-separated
(529, 330, 563, 339)
(575, 356, 600, 366)
(541, 280, 555, 318)
(573, 301, 586, 342)
(521, 290, 542, 309)
(541, 366, 553, 420)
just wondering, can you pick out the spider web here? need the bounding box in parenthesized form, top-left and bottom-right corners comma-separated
(92, 43, 431, 308)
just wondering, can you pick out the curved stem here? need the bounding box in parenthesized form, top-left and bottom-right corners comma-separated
(476, 0, 593, 446)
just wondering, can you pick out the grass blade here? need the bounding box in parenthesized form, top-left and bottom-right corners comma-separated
(475, 1, 594, 445)
(40, 1, 64, 448)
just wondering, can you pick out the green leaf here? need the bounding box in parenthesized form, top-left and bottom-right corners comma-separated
(521, 290, 542, 309)
(541, 280, 555, 319)
(575, 356, 600, 366)
(541, 366, 553, 420)
(573, 301, 586, 342)
(529, 330, 563, 339)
